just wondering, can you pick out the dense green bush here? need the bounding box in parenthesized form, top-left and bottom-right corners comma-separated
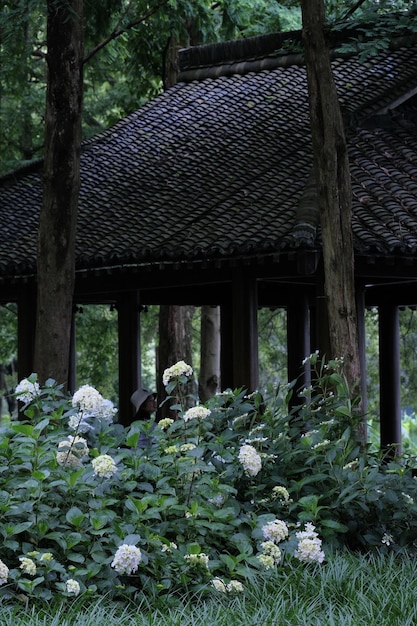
(0, 354, 417, 603)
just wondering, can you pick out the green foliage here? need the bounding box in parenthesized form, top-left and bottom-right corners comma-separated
(1, 356, 417, 604)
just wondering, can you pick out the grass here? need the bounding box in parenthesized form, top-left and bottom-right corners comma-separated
(2, 551, 417, 626)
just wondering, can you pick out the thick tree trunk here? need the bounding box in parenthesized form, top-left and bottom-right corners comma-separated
(301, 0, 360, 392)
(199, 305, 220, 402)
(157, 305, 196, 417)
(34, 0, 83, 385)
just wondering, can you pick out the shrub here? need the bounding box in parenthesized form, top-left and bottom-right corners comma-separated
(0, 355, 417, 602)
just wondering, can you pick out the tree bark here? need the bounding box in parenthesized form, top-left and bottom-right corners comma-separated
(301, 0, 360, 392)
(199, 305, 220, 402)
(34, 0, 84, 385)
(157, 305, 196, 417)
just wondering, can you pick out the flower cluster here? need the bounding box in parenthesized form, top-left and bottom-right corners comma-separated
(15, 377, 40, 403)
(184, 553, 209, 569)
(92, 454, 117, 479)
(56, 436, 89, 468)
(70, 384, 117, 430)
(0, 560, 8, 586)
(158, 418, 174, 430)
(19, 557, 36, 576)
(262, 519, 289, 543)
(257, 540, 282, 570)
(162, 360, 193, 386)
(294, 523, 325, 564)
(183, 406, 211, 422)
(271, 486, 290, 503)
(238, 444, 262, 477)
(111, 544, 142, 575)
(66, 579, 80, 596)
(211, 578, 244, 593)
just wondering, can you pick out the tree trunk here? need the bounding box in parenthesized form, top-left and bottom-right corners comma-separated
(199, 305, 220, 402)
(34, 0, 84, 386)
(301, 0, 360, 392)
(157, 305, 196, 417)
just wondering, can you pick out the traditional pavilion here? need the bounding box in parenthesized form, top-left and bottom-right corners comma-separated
(1, 27, 417, 443)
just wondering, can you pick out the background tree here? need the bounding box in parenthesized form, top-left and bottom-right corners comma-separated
(33, 0, 84, 385)
(301, 0, 360, 393)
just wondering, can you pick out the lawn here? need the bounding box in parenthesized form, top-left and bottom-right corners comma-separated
(3, 551, 417, 626)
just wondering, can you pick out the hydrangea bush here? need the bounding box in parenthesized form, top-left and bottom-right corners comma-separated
(1, 356, 417, 602)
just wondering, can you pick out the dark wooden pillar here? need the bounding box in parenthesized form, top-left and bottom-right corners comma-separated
(356, 288, 367, 415)
(220, 302, 233, 390)
(68, 306, 77, 394)
(231, 269, 259, 391)
(17, 285, 36, 380)
(378, 304, 401, 455)
(117, 291, 141, 426)
(287, 292, 310, 392)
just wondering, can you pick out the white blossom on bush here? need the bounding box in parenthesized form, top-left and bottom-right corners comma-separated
(56, 436, 89, 468)
(162, 360, 193, 386)
(257, 554, 275, 570)
(294, 523, 325, 563)
(161, 542, 177, 553)
(19, 557, 36, 576)
(15, 378, 40, 403)
(262, 519, 289, 543)
(184, 553, 209, 569)
(272, 486, 290, 503)
(260, 540, 282, 565)
(71, 385, 117, 424)
(0, 560, 9, 585)
(158, 418, 174, 430)
(66, 579, 80, 596)
(226, 580, 244, 593)
(382, 532, 393, 546)
(183, 406, 211, 422)
(92, 454, 117, 479)
(238, 444, 262, 477)
(111, 544, 142, 575)
(211, 577, 227, 592)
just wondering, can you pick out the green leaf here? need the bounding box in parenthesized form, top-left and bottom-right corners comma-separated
(66, 506, 85, 528)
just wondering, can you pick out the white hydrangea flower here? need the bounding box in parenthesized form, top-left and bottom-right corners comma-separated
(15, 378, 40, 403)
(238, 444, 262, 477)
(294, 523, 325, 563)
(19, 557, 36, 576)
(262, 519, 289, 543)
(161, 542, 177, 553)
(261, 541, 282, 564)
(111, 544, 142, 575)
(226, 580, 244, 593)
(257, 554, 275, 570)
(92, 454, 117, 479)
(162, 361, 193, 386)
(158, 418, 174, 430)
(184, 553, 209, 568)
(272, 486, 290, 502)
(39, 552, 53, 562)
(211, 578, 227, 592)
(66, 579, 80, 596)
(0, 560, 8, 585)
(180, 443, 196, 452)
(183, 406, 211, 422)
(68, 412, 90, 433)
(56, 435, 89, 468)
(72, 385, 116, 424)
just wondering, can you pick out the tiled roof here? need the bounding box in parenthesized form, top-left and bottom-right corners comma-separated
(1, 33, 417, 281)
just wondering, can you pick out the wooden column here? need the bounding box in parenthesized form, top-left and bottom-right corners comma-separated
(117, 291, 141, 426)
(220, 302, 233, 390)
(287, 292, 310, 393)
(68, 306, 77, 393)
(378, 304, 401, 455)
(231, 269, 259, 392)
(17, 285, 36, 380)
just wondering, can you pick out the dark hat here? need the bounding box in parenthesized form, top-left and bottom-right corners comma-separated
(130, 388, 156, 413)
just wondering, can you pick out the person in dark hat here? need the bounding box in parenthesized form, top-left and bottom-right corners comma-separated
(130, 388, 158, 447)
(130, 388, 157, 422)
